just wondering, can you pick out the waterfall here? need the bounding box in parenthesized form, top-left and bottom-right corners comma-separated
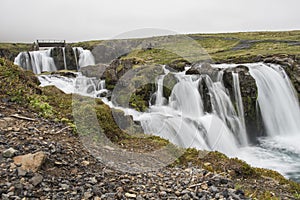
(72, 48, 79, 70)
(203, 74, 248, 146)
(14, 49, 57, 74)
(232, 72, 248, 145)
(75, 47, 95, 68)
(155, 66, 170, 106)
(14, 47, 95, 74)
(136, 70, 240, 156)
(62, 47, 67, 70)
(248, 63, 300, 136)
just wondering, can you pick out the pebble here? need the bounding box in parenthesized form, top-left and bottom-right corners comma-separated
(30, 174, 43, 186)
(2, 148, 18, 158)
(125, 192, 137, 198)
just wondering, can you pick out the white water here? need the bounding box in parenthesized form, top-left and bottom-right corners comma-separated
(154, 66, 170, 106)
(37, 62, 300, 181)
(248, 63, 300, 136)
(75, 47, 95, 68)
(232, 72, 248, 145)
(62, 47, 67, 70)
(14, 49, 57, 74)
(72, 48, 79, 70)
(14, 47, 95, 74)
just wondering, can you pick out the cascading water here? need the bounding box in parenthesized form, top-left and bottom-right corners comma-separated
(232, 72, 248, 145)
(14, 49, 57, 74)
(73, 48, 79, 70)
(62, 47, 67, 70)
(36, 62, 300, 181)
(75, 47, 95, 68)
(202, 73, 248, 146)
(248, 63, 300, 136)
(14, 47, 95, 74)
(154, 66, 170, 106)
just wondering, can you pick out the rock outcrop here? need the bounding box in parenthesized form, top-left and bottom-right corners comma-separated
(223, 65, 264, 141)
(51, 45, 78, 71)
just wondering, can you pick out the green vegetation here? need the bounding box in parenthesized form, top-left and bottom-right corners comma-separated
(70, 30, 300, 65)
(0, 42, 32, 61)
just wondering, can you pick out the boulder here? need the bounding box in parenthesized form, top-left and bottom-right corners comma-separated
(166, 58, 191, 72)
(13, 151, 46, 172)
(79, 64, 108, 79)
(105, 57, 145, 90)
(186, 63, 220, 81)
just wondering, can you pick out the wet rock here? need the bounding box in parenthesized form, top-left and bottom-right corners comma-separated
(186, 63, 220, 80)
(13, 151, 46, 172)
(223, 65, 264, 141)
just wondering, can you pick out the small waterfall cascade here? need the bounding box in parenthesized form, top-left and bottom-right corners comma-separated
(203, 73, 248, 146)
(138, 71, 240, 155)
(14, 49, 57, 74)
(75, 47, 95, 68)
(14, 47, 95, 74)
(232, 72, 248, 145)
(62, 47, 67, 70)
(72, 48, 79, 70)
(248, 63, 300, 136)
(155, 66, 170, 106)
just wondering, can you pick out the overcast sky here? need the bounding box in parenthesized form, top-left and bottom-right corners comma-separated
(0, 0, 299, 42)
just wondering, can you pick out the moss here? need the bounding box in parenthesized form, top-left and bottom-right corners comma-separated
(29, 95, 54, 118)
(129, 93, 148, 112)
(167, 58, 191, 71)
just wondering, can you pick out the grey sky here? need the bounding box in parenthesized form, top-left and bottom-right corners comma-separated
(0, 0, 299, 42)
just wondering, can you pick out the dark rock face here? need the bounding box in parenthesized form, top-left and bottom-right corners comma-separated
(198, 77, 212, 113)
(163, 73, 178, 100)
(223, 66, 264, 141)
(51, 46, 77, 71)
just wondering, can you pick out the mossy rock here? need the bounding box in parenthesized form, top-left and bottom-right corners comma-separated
(166, 58, 191, 72)
(111, 64, 163, 111)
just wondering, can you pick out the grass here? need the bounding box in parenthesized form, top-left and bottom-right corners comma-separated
(66, 30, 300, 65)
